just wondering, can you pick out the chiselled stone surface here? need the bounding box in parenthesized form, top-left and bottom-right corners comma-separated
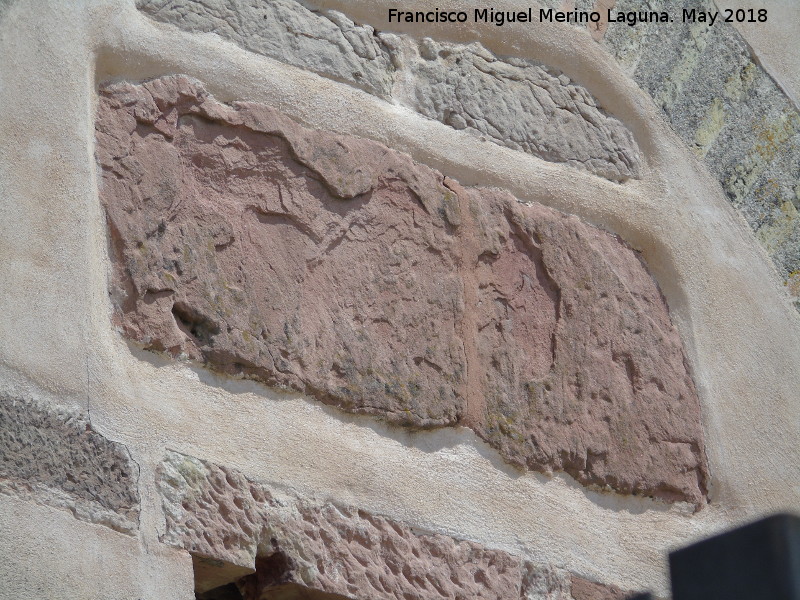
(97, 76, 706, 503)
(136, 0, 642, 181)
(553, 0, 800, 307)
(0, 394, 139, 533)
(158, 451, 633, 600)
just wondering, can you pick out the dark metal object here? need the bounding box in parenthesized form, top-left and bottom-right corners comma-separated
(669, 513, 800, 600)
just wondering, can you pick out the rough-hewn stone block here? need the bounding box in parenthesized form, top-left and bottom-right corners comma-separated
(0, 394, 139, 533)
(158, 451, 632, 599)
(97, 76, 706, 504)
(136, 0, 642, 181)
(399, 38, 641, 181)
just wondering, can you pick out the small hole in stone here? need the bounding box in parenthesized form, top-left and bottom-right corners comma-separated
(172, 302, 219, 344)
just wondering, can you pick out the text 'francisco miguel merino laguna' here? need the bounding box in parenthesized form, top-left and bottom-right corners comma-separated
(387, 8, 754, 27)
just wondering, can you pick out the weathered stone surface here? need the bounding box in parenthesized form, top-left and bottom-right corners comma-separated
(398, 38, 641, 181)
(137, 0, 396, 98)
(158, 451, 633, 600)
(97, 76, 705, 503)
(454, 180, 706, 502)
(0, 394, 139, 533)
(98, 75, 465, 428)
(136, 0, 642, 181)
(564, 0, 800, 307)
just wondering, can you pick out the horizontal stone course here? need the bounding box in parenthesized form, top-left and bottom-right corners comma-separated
(136, 0, 642, 181)
(0, 394, 140, 533)
(158, 451, 634, 599)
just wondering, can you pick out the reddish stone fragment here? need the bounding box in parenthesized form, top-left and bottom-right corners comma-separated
(97, 76, 466, 428)
(159, 451, 634, 600)
(97, 76, 707, 503)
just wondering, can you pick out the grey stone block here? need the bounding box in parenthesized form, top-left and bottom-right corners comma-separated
(137, 0, 397, 98)
(136, 0, 643, 181)
(0, 394, 140, 533)
(399, 38, 641, 181)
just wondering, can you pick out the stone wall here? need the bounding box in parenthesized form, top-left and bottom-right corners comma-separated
(141, 0, 800, 307)
(542, 0, 800, 307)
(137, 0, 642, 181)
(1, 0, 799, 598)
(96, 76, 706, 505)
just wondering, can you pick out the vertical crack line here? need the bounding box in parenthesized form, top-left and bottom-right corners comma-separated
(444, 177, 483, 427)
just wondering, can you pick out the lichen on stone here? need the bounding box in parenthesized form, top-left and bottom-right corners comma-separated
(601, 0, 800, 308)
